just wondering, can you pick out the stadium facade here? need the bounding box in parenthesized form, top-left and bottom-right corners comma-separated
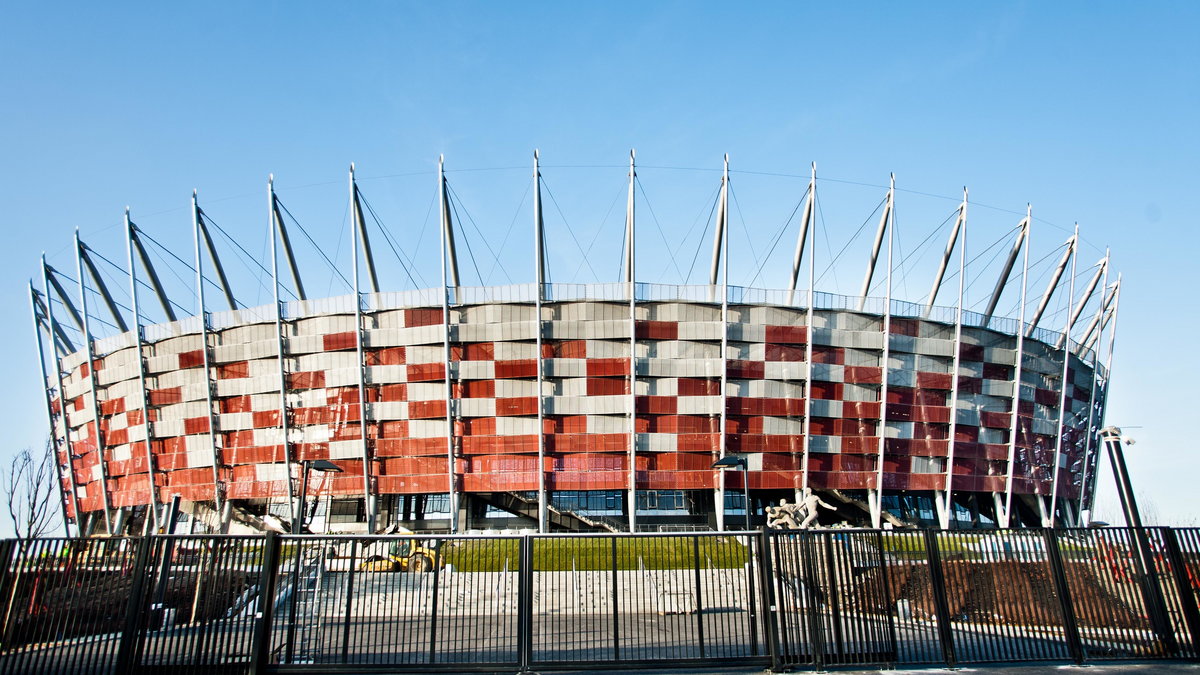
(30, 154, 1120, 536)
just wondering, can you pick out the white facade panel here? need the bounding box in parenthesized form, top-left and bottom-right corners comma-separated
(637, 433, 676, 452)
(366, 365, 406, 384)
(677, 396, 720, 415)
(328, 440, 362, 460)
(369, 401, 407, 420)
(544, 359, 586, 377)
(495, 417, 539, 435)
(457, 398, 496, 418)
(585, 415, 628, 433)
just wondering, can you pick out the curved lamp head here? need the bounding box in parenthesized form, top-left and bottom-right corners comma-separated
(307, 459, 343, 472)
(712, 456, 747, 470)
(1099, 426, 1135, 446)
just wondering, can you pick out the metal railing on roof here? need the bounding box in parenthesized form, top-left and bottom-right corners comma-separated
(76, 281, 1095, 364)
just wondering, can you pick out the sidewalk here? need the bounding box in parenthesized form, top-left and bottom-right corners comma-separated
(549, 664, 1200, 675)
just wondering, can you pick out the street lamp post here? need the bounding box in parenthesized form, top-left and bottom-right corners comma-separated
(1099, 426, 1178, 653)
(292, 459, 343, 534)
(1099, 426, 1144, 529)
(712, 455, 751, 530)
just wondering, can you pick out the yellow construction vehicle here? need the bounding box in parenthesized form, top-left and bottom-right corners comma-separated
(358, 538, 441, 573)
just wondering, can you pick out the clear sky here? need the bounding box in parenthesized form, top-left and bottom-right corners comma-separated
(1, 2, 1197, 534)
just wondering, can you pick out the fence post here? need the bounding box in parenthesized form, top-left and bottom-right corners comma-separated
(1160, 528, 1200, 658)
(874, 531, 899, 668)
(692, 535, 706, 659)
(1042, 528, 1085, 664)
(429, 537, 443, 665)
(921, 529, 956, 668)
(284, 536, 303, 663)
(250, 532, 281, 675)
(341, 539, 357, 662)
(744, 532, 759, 657)
(801, 533, 825, 670)
(611, 536, 620, 661)
(114, 536, 156, 674)
(821, 533, 845, 658)
(757, 530, 781, 671)
(517, 534, 533, 672)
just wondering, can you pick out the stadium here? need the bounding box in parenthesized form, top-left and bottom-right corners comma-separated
(30, 154, 1119, 536)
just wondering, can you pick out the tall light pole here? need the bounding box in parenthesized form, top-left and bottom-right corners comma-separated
(712, 456, 751, 530)
(1099, 426, 1178, 653)
(1099, 426, 1144, 528)
(292, 459, 344, 534)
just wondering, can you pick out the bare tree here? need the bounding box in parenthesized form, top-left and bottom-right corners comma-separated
(4, 440, 58, 540)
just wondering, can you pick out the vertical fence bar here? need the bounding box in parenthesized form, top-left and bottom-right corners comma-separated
(114, 536, 155, 673)
(775, 533, 797, 666)
(875, 530, 899, 667)
(5, 541, 28, 672)
(692, 535, 706, 658)
(611, 537, 619, 661)
(1044, 528, 1085, 664)
(758, 530, 781, 670)
(0, 539, 13, 652)
(1161, 528, 1200, 657)
(283, 536, 302, 663)
(250, 533, 280, 675)
(517, 535, 532, 671)
(801, 533, 825, 669)
(922, 529, 956, 667)
(745, 533, 759, 657)
(342, 539, 356, 662)
(429, 540, 442, 665)
(822, 533, 845, 659)
(4, 540, 26, 670)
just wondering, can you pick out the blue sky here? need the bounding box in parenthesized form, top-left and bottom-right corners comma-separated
(1, 2, 1197, 532)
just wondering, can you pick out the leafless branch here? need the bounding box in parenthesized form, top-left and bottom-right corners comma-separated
(4, 439, 59, 540)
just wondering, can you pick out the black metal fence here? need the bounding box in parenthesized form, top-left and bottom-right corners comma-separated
(0, 527, 1197, 674)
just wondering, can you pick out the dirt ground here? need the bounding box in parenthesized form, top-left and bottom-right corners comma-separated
(868, 560, 1145, 629)
(3, 564, 252, 647)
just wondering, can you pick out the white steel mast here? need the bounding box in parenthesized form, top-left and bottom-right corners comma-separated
(626, 149, 637, 532)
(41, 261, 83, 535)
(715, 154, 730, 531)
(1076, 253, 1110, 524)
(192, 191, 226, 525)
(439, 156, 460, 532)
(124, 209, 161, 530)
(533, 150, 548, 533)
(74, 230, 114, 534)
(30, 283, 74, 535)
(1000, 207, 1032, 528)
(1082, 274, 1121, 521)
(349, 164, 377, 532)
(268, 176, 299, 529)
(937, 189, 967, 529)
(858, 181, 895, 312)
(799, 163, 816, 499)
(870, 175, 895, 528)
(1047, 225, 1078, 526)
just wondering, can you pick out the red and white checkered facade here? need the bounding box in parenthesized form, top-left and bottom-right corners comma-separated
(46, 282, 1105, 527)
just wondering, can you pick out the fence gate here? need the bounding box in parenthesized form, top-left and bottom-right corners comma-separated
(265, 534, 522, 672)
(527, 532, 768, 670)
(767, 530, 896, 669)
